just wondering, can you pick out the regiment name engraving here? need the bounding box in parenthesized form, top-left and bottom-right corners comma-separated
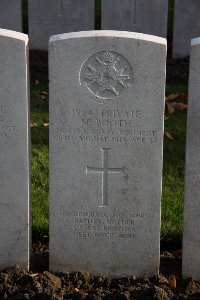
(55, 107, 158, 144)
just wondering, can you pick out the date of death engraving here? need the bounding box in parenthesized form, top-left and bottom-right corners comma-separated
(54, 107, 159, 145)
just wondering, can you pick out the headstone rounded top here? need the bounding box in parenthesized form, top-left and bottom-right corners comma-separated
(49, 30, 167, 46)
(0, 28, 28, 44)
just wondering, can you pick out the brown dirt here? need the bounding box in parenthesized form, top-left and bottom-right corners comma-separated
(0, 241, 200, 299)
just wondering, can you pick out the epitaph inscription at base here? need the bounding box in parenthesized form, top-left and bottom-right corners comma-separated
(49, 31, 166, 276)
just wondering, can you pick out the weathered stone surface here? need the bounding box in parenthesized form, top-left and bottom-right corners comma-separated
(0, 29, 30, 270)
(49, 31, 166, 277)
(183, 38, 200, 280)
(101, 0, 168, 38)
(28, 0, 95, 50)
(173, 0, 200, 58)
(0, 0, 22, 32)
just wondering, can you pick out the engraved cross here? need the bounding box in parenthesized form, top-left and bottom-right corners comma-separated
(86, 148, 125, 207)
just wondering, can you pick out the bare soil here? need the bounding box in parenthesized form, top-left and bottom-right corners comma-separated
(1, 241, 200, 299)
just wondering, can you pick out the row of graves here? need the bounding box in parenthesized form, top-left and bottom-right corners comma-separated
(0, 27, 199, 279)
(1, 0, 200, 57)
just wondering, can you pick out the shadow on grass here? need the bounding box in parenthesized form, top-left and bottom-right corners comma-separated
(31, 127, 49, 146)
(163, 111, 187, 179)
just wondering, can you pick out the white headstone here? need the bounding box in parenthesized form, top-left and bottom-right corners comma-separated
(28, 0, 95, 50)
(0, 29, 30, 270)
(0, 0, 22, 32)
(101, 0, 168, 38)
(173, 0, 200, 58)
(49, 31, 166, 277)
(183, 37, 200, 279)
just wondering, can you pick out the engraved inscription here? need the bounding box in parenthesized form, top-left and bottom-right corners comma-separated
(86, 148, 125, 207)
(55, 107, 159, 144)
(0, 105, 16, 138)
(80, 51, 133, 103)
(60, 210, 150, 240)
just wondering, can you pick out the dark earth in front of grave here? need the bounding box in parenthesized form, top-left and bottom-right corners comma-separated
(1, 51, 192, 299)
(1, 241, 200, 299)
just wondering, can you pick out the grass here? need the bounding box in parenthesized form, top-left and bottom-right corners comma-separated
(161, 85, 188, 240)
(162, 112, 187, 240)
(166, 84, 188, 95)
(31, 83, 49, 237)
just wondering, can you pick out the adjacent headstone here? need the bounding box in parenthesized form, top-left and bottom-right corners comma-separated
(0, 0, 22, 32)
(173, 0, 200, 58)
(0, 29, 30, 270)
(49, 31, 166, 276)
(101, 0, 168, 38)
(183, 38, 200, 280)
(28, 0, 95, 50)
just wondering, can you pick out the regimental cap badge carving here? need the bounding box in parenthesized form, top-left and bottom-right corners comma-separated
(80, 51, 133, 104)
